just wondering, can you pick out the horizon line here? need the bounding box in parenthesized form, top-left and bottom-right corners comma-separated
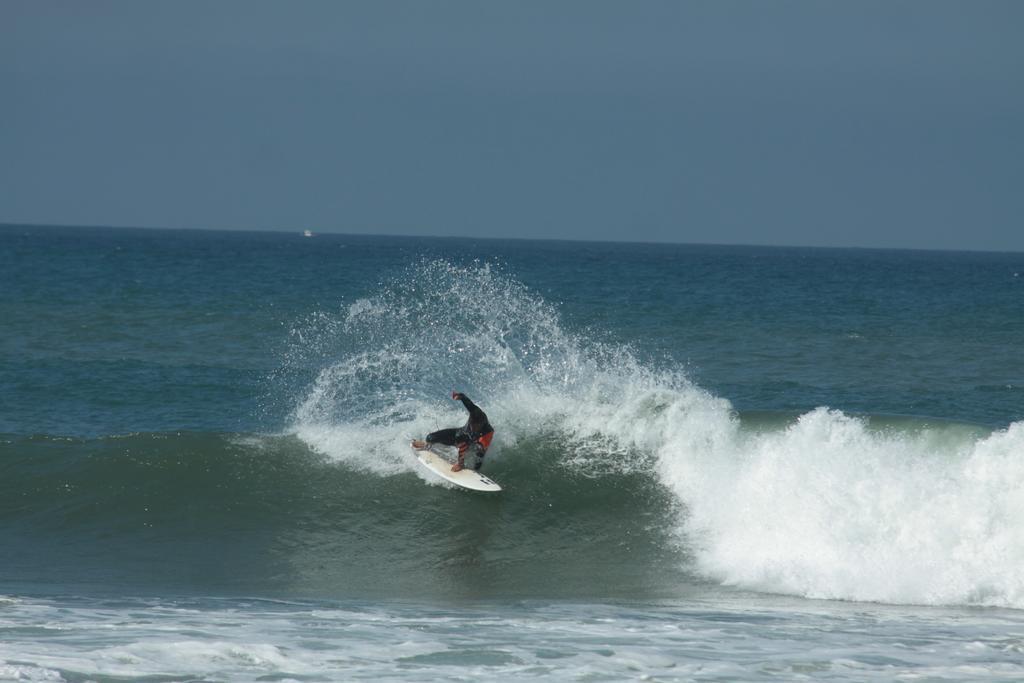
(1, 220, 1021, 257)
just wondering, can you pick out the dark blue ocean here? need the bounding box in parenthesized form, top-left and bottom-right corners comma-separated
(2, 224, 1023, 681)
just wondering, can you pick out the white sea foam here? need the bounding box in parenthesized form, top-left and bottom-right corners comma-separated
(288, 260, 1024, 609)
(2, 596, 1023, 681)
(660, 408, 1024, 608)
(0, 665, 62, 681)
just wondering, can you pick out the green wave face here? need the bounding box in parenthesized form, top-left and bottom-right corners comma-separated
(0, 431, 692, 600)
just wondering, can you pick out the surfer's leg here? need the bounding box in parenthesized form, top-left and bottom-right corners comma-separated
(468, 441, 487, 471)
(426, 428, 460, 447)
(472, 432, 492, 470)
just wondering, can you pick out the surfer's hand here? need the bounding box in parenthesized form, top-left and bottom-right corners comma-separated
(452, 392, 462, 400)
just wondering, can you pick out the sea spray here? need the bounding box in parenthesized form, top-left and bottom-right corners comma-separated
(289, 259, 629, 474)
(288, 260, 1024, 608)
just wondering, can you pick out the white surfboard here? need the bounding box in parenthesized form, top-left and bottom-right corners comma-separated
(411, 444, 502, 492)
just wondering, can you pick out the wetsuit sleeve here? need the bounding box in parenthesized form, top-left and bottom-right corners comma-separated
(456, 394, 492, 435)
(458, 393, 485, 419)
(456, 394, 479, 414)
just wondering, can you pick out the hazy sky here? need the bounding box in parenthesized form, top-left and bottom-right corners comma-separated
(2, 1, 1022, 250)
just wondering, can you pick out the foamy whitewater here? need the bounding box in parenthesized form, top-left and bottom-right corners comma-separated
(2, 227, 1023, 680)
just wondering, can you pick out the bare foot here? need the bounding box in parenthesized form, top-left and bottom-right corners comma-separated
(451, 463, 463, 472)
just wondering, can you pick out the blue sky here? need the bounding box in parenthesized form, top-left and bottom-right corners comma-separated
(2, 1, 1022, 250)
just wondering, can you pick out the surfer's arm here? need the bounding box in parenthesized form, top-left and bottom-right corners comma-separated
(452, 392, 479, 414)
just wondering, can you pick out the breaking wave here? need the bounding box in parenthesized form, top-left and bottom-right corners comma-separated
(284, 260, 1024, 609)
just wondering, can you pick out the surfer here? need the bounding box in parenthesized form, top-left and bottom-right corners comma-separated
(412, 392, 495, 472)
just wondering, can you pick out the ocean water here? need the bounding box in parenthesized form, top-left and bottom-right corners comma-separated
(1, 224, 1023, 681)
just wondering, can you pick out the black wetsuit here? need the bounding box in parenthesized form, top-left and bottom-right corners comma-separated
(426, 394, 494, 470)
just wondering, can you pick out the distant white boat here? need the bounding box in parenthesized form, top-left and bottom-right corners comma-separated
(303, 230, 314, 237)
